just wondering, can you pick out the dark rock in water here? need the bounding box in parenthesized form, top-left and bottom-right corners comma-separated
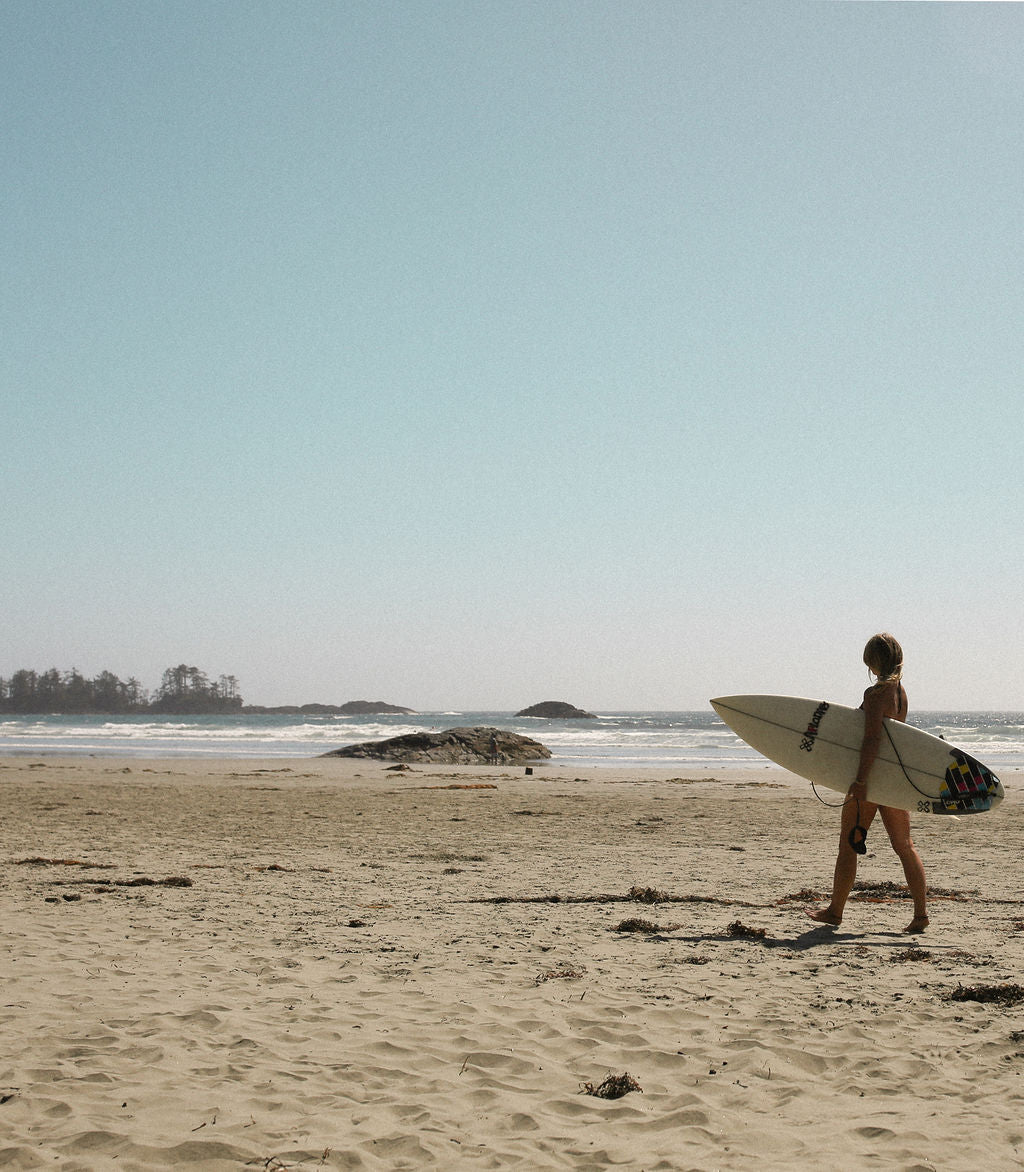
(515, 700, 598, 719)
(336, 700, 416, 715)
(242, 699, 415, 715)
(321, 726, 551, 764)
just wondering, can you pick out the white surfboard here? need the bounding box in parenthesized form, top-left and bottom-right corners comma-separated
(710, 695, 1004, 815)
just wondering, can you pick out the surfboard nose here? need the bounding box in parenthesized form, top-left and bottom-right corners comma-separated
(710, 696, 749, 716)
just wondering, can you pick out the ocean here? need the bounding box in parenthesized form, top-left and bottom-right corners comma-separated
(2, 710, 1024, 770)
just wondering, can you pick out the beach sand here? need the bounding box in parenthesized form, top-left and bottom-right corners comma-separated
(1, 756, 1022, 1170)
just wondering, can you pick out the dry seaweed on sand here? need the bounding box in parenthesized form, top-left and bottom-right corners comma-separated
(626, 884, 669, 903)
(777, 887, 829, 905)
(615, 918, 661, 934)
(946, 949, 985, 966)
(581, 1072, 642, 1099)
(51, 875, 193, 889)
(419, 783, 498, 790)
(411, 851, 489, 863)
(949, 983, 1024, 1006)
(466, 886, 758, 908)
(15, 857, 114, 869)
(726, 920, 768, 940)
(615, 916, 685, 935)
(780, 882, 975, 906)
(890, 948, 932, 963)
(535, 964, 586, 984)
(851, 880, 974, 903)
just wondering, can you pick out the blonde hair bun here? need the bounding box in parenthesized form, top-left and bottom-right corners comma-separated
(863, 632, 903, 683)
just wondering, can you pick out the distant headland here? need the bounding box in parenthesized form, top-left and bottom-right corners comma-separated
(0, 665, 414, 717)
(243, 700, 416, 716)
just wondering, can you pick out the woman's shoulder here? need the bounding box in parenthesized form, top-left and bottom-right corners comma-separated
(863, 679, 904, 716)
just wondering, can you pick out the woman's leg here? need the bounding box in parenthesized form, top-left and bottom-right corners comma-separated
(807, 796, 878, 925)
(879, 806, 928, 932)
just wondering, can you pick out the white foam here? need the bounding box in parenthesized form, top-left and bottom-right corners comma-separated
(3, 711, 1023, 767)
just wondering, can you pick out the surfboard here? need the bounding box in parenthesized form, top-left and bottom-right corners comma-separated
(710, 695, 1004, 815)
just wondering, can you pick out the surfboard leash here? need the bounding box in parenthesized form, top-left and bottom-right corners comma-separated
(845, 721, 928, 852)
(813, 725, 931, 854)
(882, 722, 932, 798)
(809, 782, 869, 852)
(848, 800, 868, 855)
(809, 780, 846, 808)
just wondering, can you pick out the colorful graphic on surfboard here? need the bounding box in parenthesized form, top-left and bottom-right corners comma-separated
(710, 695, 1004, 815)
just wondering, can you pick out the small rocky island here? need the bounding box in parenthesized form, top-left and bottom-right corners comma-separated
(515, 700, 598, 719)
(336, 700, 416, 715)
(321, 726, 551, 764)
(243, 700, 415, 715)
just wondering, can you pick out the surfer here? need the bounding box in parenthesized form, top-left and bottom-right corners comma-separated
(806, 633, 929, 933)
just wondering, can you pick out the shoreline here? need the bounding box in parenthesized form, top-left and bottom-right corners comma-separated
(2, 757, 1022, 1169)
(3, 752, 1021, 789)
(0, 754, 796, 778)
(0, 755, 856, 801)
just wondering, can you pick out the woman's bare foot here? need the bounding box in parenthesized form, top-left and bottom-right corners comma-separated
(805, 908, 842, 927)
(904, 915, 929, 934)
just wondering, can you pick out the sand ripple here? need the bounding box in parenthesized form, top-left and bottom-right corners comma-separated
(2, 758, 1023, 1169)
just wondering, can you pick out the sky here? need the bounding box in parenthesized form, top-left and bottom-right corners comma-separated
(3, 1, 1023, 711)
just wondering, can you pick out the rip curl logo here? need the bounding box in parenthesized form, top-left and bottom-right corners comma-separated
(799, 701, 829, 751)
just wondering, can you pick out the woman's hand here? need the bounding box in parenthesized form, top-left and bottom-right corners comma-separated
(849, 779, 867, 801)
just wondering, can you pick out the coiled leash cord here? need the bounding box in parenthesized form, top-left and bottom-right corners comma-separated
(810, 783, 869, 854)
(812, 723, 929, 853)
(848, 799, 868, 855)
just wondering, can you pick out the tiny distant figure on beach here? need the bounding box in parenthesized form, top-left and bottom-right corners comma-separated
(489, 733, 501, 765)
(806, 633, 929, 934)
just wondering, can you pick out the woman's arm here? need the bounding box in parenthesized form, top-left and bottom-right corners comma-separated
(851, 684, 892, 796)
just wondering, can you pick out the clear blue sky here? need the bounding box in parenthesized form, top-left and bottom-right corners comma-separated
(3, 1, 1022, 710)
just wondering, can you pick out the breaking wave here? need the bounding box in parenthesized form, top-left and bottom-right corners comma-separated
(2, 709, 1023, 767)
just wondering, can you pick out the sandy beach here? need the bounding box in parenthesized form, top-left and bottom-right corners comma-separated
(1, 756, 1022, 1171)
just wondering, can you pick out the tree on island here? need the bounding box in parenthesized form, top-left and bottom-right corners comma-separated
(0, 665, 241, 715)
(0, 667, 150, 714)
(149, 665, 243, 714)
(0, 667, 407, 716)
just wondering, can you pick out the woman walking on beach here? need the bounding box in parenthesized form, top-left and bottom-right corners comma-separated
(807, 633, 929, 934)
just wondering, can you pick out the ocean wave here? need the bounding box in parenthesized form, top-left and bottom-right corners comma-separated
(3, 711, 1023, 767)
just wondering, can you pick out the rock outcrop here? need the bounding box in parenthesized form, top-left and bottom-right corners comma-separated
(336, 700, 416, 715)
(321, 726, 551, 764)
(243, 700, 415, 715)
(515, 700, 598, 719)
